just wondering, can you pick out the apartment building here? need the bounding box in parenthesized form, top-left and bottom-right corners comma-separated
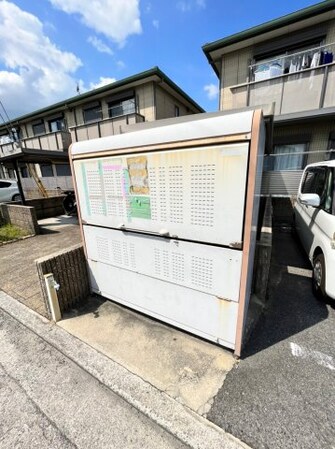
(203, 0, 335, 195)
(0, 67, 203, 198)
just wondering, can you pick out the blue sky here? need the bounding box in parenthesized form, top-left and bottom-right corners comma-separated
(0, 0, 320, 119)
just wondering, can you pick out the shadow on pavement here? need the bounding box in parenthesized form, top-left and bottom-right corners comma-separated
(39, 227, 59, 235)
(61, 295, 104, 320)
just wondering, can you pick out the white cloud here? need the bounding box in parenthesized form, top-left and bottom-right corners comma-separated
(177, 0, 206, 12)
(152, 19, 159, 29)
(204, 83, 219, 100)
(89, 77, 116, 90)
(116, 60, 126, 70)
(49, 0, 142, 45)
(0, 1, 82, 118)
(87, 36, 113, 55)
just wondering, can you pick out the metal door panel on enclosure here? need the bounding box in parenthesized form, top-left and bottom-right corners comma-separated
(87, 259, 239, 349)
(71, 110, 266, 354)
(73, 143, 249, 247)
(83, 225, 243, 301)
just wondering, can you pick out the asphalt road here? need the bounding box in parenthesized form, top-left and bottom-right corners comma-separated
(208, 226, 335, 449)
(0, 308, 187, 449)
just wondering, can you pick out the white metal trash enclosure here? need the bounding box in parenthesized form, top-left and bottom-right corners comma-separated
(70, 110, 265, 355)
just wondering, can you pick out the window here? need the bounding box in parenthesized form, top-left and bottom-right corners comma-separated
(327, 133, 335, 160)
(19, 165, 29, 178)
(175, 106, 180, 117)
(108, 97, 136, 118)
(32, 121, 46, 136)
(83, 104, 102, 123)
(301, 167, 327, 196)
(49, 117, 65, 133)
(0, 181, 11, 188)
(6, 168, 15, 179)
(323, 169, 334, 215)
(265, 143, 306, 171)
(40, 163, 54, 177)
(301, 166, 334, 215)
(55, 164, 71, 176)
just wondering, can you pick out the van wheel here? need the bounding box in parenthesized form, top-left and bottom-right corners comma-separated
(312, 253, 326, 300)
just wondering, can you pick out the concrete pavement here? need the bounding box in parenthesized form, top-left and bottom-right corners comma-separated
(59, 296, 235, 415)
(0, 290, 250, 449)
(0, 307, 186, 449)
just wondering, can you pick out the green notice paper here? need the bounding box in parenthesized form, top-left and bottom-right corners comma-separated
(130, 196, 151, 219)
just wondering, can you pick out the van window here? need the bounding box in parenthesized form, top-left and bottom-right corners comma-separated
(301, 167, 334, 214)
(323, 168, 334, 215)
(301, 167, 327, 196)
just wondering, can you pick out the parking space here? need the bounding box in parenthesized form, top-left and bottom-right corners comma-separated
(208, 225, 335, 449)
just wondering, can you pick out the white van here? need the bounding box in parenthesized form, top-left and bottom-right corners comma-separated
(294, 160, 335, 300)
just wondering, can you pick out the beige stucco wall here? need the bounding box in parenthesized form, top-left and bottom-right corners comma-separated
(136, 83, 155, 121)
(67, 82, 155, 127)
(324, 19, 335, 44)
(155, 85, 190, 120)
(274, 120, 334, 164)
(19, 124, 29, 139)
(220, 47, 252, 111)
(25, 123, 34, 138)
(72, 105, 85, 127)
(66, 109, 77, 128)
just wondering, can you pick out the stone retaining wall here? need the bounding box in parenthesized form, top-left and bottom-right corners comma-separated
(36, 244, 90, 318)
(0, 203, 39, 235)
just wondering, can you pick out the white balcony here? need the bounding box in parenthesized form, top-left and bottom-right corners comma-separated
(0, 130, 71, 159)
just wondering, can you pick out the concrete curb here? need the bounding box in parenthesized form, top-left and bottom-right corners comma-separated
(0, 290, 251, 449)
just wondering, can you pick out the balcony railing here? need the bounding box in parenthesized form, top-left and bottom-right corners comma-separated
(250, 42, 335, 81)
(230, 43, 335, 115)
(0, 130, 71, 159)
(69, 112, 145, 143)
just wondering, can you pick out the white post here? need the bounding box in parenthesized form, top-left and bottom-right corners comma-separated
(44, 273, 61, 322)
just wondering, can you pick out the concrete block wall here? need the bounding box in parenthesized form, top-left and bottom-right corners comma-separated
(26, 196, 65, 219)
(0, 203, 39, 235)
(253, 196, 273, 301)
(243, 196, 273, 347)
(36, 244, 90, 318)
